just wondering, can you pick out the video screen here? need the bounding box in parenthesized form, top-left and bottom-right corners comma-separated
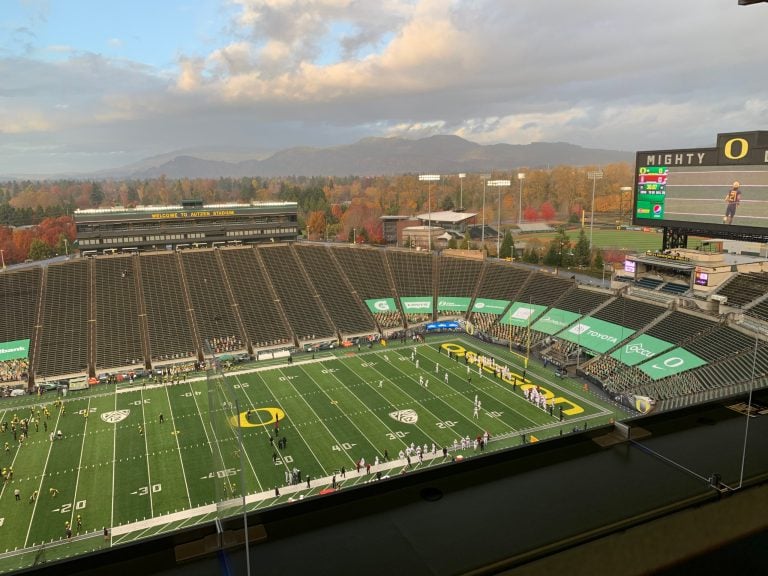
(624, 260, 636, 273)
(635, 165, 768, 230)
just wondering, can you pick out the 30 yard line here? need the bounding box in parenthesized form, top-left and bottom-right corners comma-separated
(336, 360, 444, 448)
(139, 389, 154, 518)
(163, 386, 192, 508)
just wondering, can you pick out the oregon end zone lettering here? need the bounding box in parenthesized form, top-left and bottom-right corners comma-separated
(440, 343, 583, 415)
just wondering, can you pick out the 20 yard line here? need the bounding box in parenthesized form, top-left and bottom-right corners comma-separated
(23, 406, 64, 548)
(163, 386, 192, 508)
(68, 398, 91, 531)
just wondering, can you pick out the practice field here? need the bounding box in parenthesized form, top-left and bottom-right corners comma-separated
(0, 336, 623, 573)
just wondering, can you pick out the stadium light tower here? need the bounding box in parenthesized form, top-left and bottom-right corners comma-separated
(619, 186, 632, 228)
(458, 173, 466, 210)
(517, 172, 526, 224)
(480, 174, 491, 245)
(488, 180, 511, 257)
(419, 174, 440, 251)
(587, 171, 603, 250)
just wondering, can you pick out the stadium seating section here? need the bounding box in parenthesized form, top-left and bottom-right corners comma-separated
(0, 244, 766, 412)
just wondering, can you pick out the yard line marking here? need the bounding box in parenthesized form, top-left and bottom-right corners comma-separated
(69, 397, 91, 530)
(294, 364, 383, 458)
(187, 382, 213, 454)
(163, 386, 192, 508)
(277, 366, 358, 468)
(420, 346, 533, 429)
(23, 404, 64, 548)
(329, 359, 442, 448)
(250, 371, 330, 476)
(139, 389, 154, 518)
(212, 374, 264, 494)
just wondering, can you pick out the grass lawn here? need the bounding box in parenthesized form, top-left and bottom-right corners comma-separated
(0, 335, 625, 573)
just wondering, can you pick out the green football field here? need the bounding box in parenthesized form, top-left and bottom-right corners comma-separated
(0, 336, 623, 573)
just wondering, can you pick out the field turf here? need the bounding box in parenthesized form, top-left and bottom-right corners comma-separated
(0, 335, 624, 573)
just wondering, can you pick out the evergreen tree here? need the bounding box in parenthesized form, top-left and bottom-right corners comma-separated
(28, 239, 54, 261)
(574, 227, 591, 267)
(499, 230, 515, 259)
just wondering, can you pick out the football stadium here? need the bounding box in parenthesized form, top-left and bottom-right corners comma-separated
(0, 225, 768, 574)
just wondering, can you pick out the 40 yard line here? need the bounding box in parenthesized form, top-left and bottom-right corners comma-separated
(163, 386, 192, 508)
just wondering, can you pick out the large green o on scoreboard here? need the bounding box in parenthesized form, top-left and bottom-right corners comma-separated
(637, 347, 707, 381)
(633, 130, 768, 236)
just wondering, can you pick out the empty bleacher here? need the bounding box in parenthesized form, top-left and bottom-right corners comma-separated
(516, 272, 573, 307)
(180, 250, 244, 354)
(745, 298, 768, 323)
(552, 287, 611, 315)
(94, 256, 145, 370)
(660, 282, 689, 295)
(474, 262, 530, 301)
(139, 253, 197, 361)
(716, 272, 768, 308)
(635, 277, 664, 290)
(218, 247, 293, 350)
(437, 255, 483, 300)
(258, 245, 336, 342)
(0, 268, 41, 382)
(36, 260, 90, 378)
(387, 250, 434, 297)
(645, 311, 717, 345)
(0, 268, 41, 345)
(682, 324, 756, 363)
(593, 297, 666, 331)
(330, 246, 403, 329)
(294, 244, 376, 337)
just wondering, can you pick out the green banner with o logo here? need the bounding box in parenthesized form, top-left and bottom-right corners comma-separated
(638, 348, 707, 380)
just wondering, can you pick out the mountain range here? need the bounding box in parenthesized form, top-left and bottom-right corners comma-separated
(57, 136, 635, 180)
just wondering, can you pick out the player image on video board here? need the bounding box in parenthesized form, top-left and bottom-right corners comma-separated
(664, 166, 768, 228)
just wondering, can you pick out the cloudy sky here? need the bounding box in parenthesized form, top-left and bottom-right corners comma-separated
(1, 0, 766, 175)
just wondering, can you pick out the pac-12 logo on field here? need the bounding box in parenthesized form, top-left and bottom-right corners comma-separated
(101, 409, 130, 423)
(389, 409, 418, 424)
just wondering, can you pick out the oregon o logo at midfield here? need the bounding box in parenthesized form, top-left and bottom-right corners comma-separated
(230, 407, 286, 428)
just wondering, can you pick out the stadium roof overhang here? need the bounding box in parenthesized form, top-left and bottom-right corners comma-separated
(631, 255, 696, 271)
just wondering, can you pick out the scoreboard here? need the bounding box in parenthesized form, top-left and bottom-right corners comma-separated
(634, 166, 668, 220)
(633, 131, 768, 236)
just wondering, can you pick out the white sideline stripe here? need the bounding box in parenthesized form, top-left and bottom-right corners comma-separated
(110, 454, 443, 537)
